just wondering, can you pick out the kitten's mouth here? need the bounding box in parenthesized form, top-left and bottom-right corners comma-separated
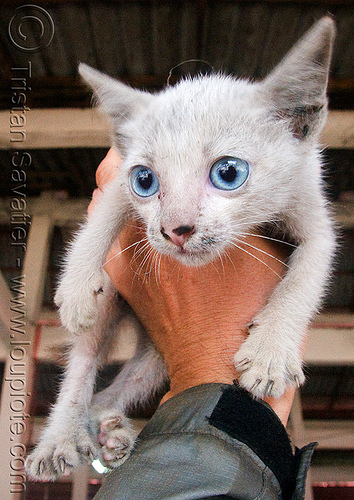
(156, 230, 220, 264)
(172, 245, 216, 265)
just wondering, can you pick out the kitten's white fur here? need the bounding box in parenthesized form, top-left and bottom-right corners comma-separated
(26, 18, 336, 480)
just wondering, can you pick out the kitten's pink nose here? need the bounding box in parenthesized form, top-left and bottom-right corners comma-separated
(161, 225, 195, 248)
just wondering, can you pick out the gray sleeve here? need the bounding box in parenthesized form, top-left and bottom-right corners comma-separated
(93, 383, 315, 500)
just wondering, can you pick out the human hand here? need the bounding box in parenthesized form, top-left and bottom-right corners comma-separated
(90, 149, 299, 426)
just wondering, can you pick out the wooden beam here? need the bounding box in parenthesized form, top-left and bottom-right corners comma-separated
(1, 0, 354, 4)
(288, 419, 354, 450)
(1, 108, 353, 150)
(305, 326, 354, 365)
(0, 272, 12, 350)
(23, 214, 54, 323)
(0, 108, 110, 149)
(334, 201, 354, 228)
(312, 464, 354, 483)
(0, 75, 353, 110)
(321, 111, 354, 148)
(71, 466, 89, 500)
(0, 196, 89, 226)
(0, 214, 53, 500)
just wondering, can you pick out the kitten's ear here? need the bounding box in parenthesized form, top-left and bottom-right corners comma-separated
(262, 17, 335, 140)
(79, 63, 152, 152)
(79, 63, 152, 120)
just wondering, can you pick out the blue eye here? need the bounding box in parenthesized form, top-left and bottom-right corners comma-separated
(130, 166, 159, 197)
(210, 156, 249, 191)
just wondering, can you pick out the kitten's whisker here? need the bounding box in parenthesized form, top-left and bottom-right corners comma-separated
(131, 245, 151, 271)
(235, 237, 290, 269)
(146, 256, 155, 285)
(131, 239, 151, 262)
(209, 254, 221, 276)
(232, 220, 270, 228)
(138, 249, 153, 275)
(153, 251, 163, 288)
(143, 251, 152, 284)
(154, 253, 159, 287)
(102, 239, 144, 268)
(228, 241, 283, 280)
(135, 259, 149, 283)
(133, 239, 150, 255)
(174, 258, 183, 281)
(131, 245, 154, 282)
(216, 249, 225, 275)
(125, 223, 146, 230)
(238, 232, 298, 249)
(149, 250, 159, 284)
(156, 253, 163, 287)
(223, 248, 237, 271)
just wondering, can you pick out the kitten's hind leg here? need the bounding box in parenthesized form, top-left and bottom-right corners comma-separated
(89, 324, 168, 469)
(26, 282, 123, 480)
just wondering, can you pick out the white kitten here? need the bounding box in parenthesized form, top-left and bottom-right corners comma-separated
(26, 17, 336, 480)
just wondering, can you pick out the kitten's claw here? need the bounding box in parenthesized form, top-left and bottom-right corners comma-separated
(245, 321, 258, 333)
(234, 326, 305, 398)
(59, 457, 66, 474)
(55, 272, 104, 333)
(294, 374, 302, 388)
(26, 428, 97, 481)
(265, 380, 275, 397)
(78, 446, 95, 462)
(250, 379, 262, 392)
(90, 408, 137, 469)
(235, 358, 251, 369)
(38, 460, 44, 476)
(101, 415, 122, 432)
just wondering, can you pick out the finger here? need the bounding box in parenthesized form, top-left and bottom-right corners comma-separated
(96, 148, 123, 188)
(87, 188, 103, 216)
(88, 149, 123, 215)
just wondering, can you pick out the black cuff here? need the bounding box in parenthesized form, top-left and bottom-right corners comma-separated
(208, 383, 316, 500)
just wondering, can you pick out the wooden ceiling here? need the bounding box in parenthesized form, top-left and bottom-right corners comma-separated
(0, 0, 354, 109)
(0, 0, 352, 199)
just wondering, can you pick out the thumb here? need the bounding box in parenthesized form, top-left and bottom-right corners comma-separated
(88, 148, 123, 216)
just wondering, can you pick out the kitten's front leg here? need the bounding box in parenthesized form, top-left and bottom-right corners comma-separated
(234, 208, 335, 398)
(55, 177, 130, 333)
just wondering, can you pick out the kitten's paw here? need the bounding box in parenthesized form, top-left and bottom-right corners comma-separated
(25, 431, 96, 481)
(234, 334, 305, 398)
(90, 409, 137, 468)
(55, 272, 104, 333)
